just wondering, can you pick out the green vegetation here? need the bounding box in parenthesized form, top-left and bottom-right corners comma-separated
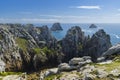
(0, 72, 22, 76)
(91, 61, 120, 72)
(16, 37, 28, 52)
(33, 47, 55, 55)
(0, 34, 3, 40)
(44, 74, 62, 80)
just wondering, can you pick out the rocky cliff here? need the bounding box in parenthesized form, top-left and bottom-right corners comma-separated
(0, 24, 62, 72)
(62, 27, 111, 61)
(84, 29, 112, 61)
(62, 26, 85, 61)
(0, 23, 112, 73)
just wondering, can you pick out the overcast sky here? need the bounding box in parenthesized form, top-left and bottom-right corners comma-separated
(0, 0, 120, 23)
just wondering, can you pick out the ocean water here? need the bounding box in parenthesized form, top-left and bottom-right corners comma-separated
(37, 23, 120, 45)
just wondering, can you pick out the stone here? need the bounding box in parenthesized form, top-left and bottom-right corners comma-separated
(82, 56, 92, 61)
(58, 63, 76, 72)
(0, 60, 5, 72)
(110, 69, 120, 76)
(69, 58, 84, 66)
(103, 43, 120, 56)
(97, 57, 106, 62)
(97, 69, 108, 78)
(44, 68, 58, 77)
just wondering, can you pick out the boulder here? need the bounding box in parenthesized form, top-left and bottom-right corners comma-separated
(97, 57, 106, 62)
(58, 63, 76, 72)
(82, 56, 92, 61)
(44, 68, 58, 77)
(51, 23, 63, 31)
(69, 58, 84, 66)
(97, 69, 108, 78)
(103, 43, 120, 56)
(78, 62, 87, 67)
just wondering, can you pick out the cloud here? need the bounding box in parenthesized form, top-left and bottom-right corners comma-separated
(39, 15, 90, 18)
(21, 18, 59, 22)
(70, 6, 101, 10)
(116, 14, 120, 16)
(0, 18, 59, 23)
(118, 9, 120, 11)
(18, 12, 33, 14)
(39, 15, 62, 18)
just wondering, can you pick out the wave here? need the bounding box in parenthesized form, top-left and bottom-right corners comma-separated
(112, 34, 120, 39)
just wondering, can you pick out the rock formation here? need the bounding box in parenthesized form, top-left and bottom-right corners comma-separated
(89, 24, 97, 28)
(0, 24, 61, 71)
(103, 43, 120, 56)
(84, 29, 112, 61)
(62, 26, 85, 61)
(0, 23, 112, 73)
(50, 23, 63, 31)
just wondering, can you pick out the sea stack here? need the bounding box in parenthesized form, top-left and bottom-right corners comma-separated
(51, 23, 63, 31)
(89, 24, 97, 28)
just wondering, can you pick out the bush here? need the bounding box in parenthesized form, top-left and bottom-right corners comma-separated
(16, 37, 28, 52)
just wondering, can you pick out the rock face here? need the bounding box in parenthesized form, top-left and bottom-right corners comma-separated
(0, 23, 112, 72)
(62, 26, 111, 61)
(84, 29, 112, 61)
(0, 24, 60, 71)
(89, 24, 97, 28)
(62, 26, 85, 61)
(51, 23, 63, 31)
(103, 43, 120, 56)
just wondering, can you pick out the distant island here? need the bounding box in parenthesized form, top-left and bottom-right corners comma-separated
(50, 23, 63, 31)
(89, 24, 97, 28)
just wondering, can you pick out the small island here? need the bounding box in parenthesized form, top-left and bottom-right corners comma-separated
(89, 24, 97, 28)
(51, 23, 63, 31)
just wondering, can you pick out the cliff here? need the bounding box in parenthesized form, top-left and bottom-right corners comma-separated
(0, 23, 114, 80)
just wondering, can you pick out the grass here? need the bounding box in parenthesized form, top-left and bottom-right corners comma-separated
(33, 48, 41, 54)
(0, 72, 22, 76)
(91, 61, 120, 72)
(16, 37, 28, 52)
(44, 74, 62, 80)
(33, 47, 55, 55)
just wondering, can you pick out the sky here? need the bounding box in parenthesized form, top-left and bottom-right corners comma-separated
(0, 0, 120, 23)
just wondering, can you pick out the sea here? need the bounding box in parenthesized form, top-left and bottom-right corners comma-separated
(36, 23, 120, 45)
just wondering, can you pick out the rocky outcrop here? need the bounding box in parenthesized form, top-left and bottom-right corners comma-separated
(0, 24, 60, 71)
(103, 43, 120, 56)
(84, 29, 112, 61)
(0, 23, 112, 73)
(50, 23, 63, 31)
(58, 56, 92, 72)
(62, 26, 111, 61)
(89, 24, 97, 28)
(62, 26, 85, 61)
